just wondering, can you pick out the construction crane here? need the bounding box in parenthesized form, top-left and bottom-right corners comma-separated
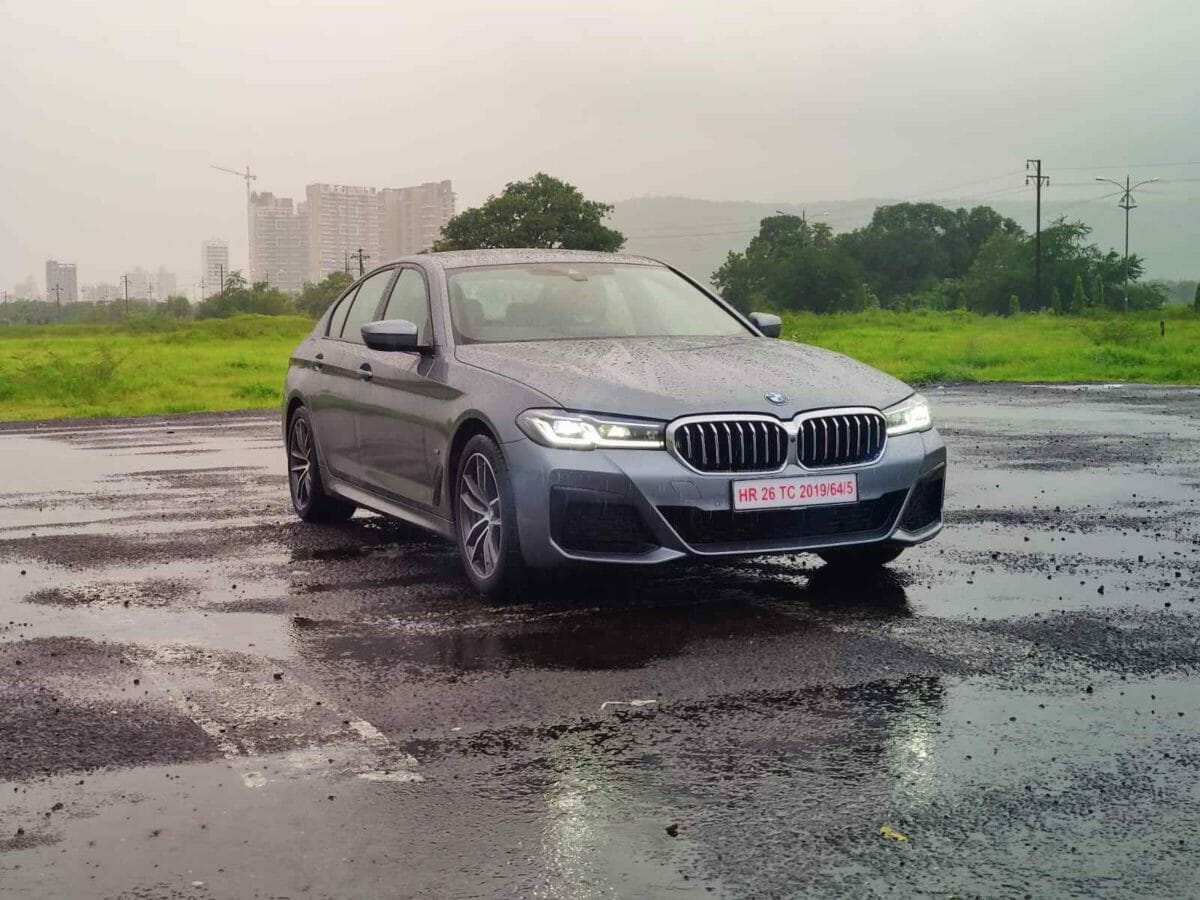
(211, 164, 257, 281)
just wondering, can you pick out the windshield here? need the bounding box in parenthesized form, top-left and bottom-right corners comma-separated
(445, 263, 750, 343)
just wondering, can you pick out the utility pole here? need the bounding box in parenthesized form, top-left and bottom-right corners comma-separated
(122, 275, 130, 316)
(2, 290, 8, 321)
(218, 264, 226, 295)
(52, 284, 62, 321)
(211, 164, 257, 279)
(352, 248, 369, 277)
(1095, 175, 1159, 312)
(1026, 159, 1049, 310)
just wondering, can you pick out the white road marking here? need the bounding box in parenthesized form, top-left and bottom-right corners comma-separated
(137, 645, 422, 787)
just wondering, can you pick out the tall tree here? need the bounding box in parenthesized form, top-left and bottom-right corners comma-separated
(1071, 275, 1088, 313)
(163, 295, 191, 319)
(297, 271, 353, 318)
(1194, 282, 1200, 313)
(963, 232, 1031, 315)
(838, 202, 1021, 301)
(433, 173, 624, 252)
(713, 215, 867, 313)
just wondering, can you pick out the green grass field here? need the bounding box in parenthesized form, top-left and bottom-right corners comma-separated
(0, 316, 314, 421)
(0, 309, 1197, 421)
(782, 307, 1200, 385)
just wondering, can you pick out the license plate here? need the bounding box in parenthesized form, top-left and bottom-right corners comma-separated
(732, 473, 859, 511)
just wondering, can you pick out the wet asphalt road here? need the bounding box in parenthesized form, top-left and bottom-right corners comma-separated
(1, 384, 1199, 899)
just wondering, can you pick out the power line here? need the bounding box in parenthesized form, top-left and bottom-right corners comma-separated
(1054, 160, 1200, 172)
(894, 169, 1026, 203)
(1046, 190, 1123, 212)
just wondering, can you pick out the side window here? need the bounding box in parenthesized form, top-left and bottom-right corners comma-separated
(327, 286, 358, 338)
(340, 269, 395, 344)
(380, 269, 431, 341)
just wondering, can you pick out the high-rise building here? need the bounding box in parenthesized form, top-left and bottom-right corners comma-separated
(201, 239, 229, 294)
(155, 267, 178, 299)
(249, 192, 307, 293)
(14, 276, 38, 301)
(305, 183, 384, 282)
(303, 180, 455, 282)
(81, 282, 120, 304)
(382, 181, 455, 259)
(122, 267, 153, 300)
(45, 260, 79, 303)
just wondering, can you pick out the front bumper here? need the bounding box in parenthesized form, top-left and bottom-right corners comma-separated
(504, 428, 947, 567)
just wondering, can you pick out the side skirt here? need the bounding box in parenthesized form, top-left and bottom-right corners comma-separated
(326, 474, 455, 540)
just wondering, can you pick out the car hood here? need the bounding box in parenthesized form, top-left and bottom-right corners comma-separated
(455, 336, 912, 420)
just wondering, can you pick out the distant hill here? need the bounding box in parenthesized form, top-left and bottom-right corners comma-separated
(612, 194, 1198, 285)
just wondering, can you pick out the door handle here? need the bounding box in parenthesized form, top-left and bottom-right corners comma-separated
(358, 363, 373, 382)
(314, 352, 324, 373)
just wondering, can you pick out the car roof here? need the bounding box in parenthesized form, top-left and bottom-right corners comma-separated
(388, 248, 665, 270)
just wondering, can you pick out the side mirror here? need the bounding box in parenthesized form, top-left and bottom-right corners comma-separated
(749, 311, 782, 338)
(361, 319, 425, 352)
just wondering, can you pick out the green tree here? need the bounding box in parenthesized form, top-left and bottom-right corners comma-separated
(963, 232, 1031, 315)
(163, 295, 191, 318)
(1009, 295, 1020, 316)
(196, 271, 295, 319)
(1050, 286, 1062, 314)
(1194, 282, 1200, 312)
(713, 214, 867, 313)
(837, 202, 1021, 302)
(297, 271, 353, 318)
(433, 173, 624, 252)
(1071, 275, 1088, 314)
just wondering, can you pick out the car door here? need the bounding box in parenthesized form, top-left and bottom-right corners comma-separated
(309, 267, 396, 484)
(355, 266, 439, 506)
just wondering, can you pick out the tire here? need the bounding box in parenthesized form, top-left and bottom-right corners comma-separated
(454, 434, 526, 598)
(287, 406, 356, 523)
(817, 542, 904, 570)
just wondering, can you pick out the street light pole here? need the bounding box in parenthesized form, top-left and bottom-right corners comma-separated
(1095, 175, 1158, 313)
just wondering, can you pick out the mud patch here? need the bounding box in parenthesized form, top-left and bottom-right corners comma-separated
(983, 610, 1200, 676)
(25, 578, 195, 609)
(0, 637, 134, 682)
(0, 697, 219, 780)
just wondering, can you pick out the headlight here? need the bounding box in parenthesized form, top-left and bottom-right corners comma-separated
(516, 409, 665, 450)
(884, 393, 933, 436)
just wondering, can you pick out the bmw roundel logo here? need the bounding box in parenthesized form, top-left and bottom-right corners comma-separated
(765, 392, 788, 405)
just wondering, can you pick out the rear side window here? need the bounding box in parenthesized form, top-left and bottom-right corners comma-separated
(340, 269, 395, 344)
(327, 286, 358, 338)
(381, 269, 431, 342)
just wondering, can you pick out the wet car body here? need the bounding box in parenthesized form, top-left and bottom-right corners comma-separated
(283, 249, 946, 593)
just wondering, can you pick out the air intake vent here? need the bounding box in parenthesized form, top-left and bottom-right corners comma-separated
(672, 419, 788, 473)
(799, 412, 886, 468)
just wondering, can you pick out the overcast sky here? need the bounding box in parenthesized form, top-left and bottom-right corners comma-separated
(2, 0, 1197, 290)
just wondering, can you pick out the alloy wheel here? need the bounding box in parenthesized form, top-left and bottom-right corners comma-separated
(289, 416, 314, 511)
(458, 452, 503, 579)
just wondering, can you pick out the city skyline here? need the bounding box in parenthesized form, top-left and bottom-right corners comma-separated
(12, 177, 457, 298)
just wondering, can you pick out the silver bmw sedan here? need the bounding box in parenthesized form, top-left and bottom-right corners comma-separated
(283, 249, 945, 596)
